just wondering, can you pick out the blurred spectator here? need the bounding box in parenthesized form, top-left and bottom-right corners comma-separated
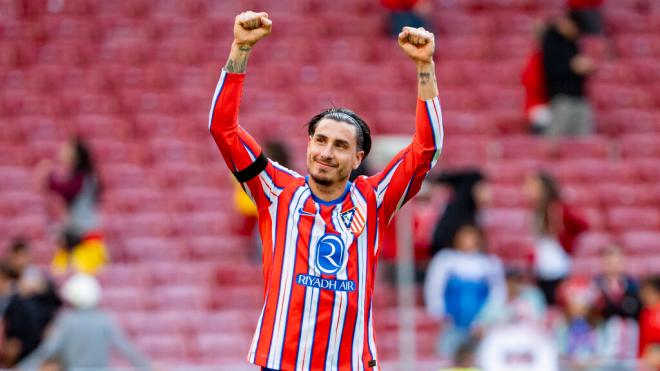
(424, 224, 505, 358)
(380, 0, 432, 38)
(0, 261, 41, 367)
(441, 338, 480, 371)
(541, 12, 595, 136)
(594, 245, 641, 320)
(478, 323, 559, 371)
(430, 170, 490, 257)
(567, 0, 604, 35)
(593, 246, 641, 365)
(37, 137, 108, 275)
(5, 238, 61, 340)
(38, 137, 102, 236)
(640, 343, 660, 371)
(18, 274, 151, 371)
(232, 141, 293, 261)
(639, 277, 660, 359)
(555, 276, 602, 369)
(522, 49, 552, 135)
(50, 228, 108, 275)
(476, 267, 547, 330)
(525, 172, 589, 305)
(522, 21, 552, 134)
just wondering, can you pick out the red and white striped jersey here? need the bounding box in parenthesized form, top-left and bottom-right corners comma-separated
(209, 70, 444, 371)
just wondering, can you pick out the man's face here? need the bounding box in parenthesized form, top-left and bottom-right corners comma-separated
(306, 119, 364, 187)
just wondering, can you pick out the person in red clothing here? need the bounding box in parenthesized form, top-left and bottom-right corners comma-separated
(380, 0, 432, 38)
(524, 171, 589, 305)
(639, 276, 660, 359)
(210, 11, 443, 371)
(522, 50, 551, 134)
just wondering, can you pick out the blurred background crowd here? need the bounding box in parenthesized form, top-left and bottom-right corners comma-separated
(1, 0, 659, 370)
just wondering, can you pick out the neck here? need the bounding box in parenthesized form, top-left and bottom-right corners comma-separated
(308, 177, 348, 203)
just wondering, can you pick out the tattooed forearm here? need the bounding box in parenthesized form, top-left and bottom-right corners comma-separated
(419, 72, 432, 85)
(417, 61, 438, 100)
(225, 44, 252, 73)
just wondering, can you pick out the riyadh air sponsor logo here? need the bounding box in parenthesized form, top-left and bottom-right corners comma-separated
(296, 274, 356, 292)
(315, 233, 345, 275)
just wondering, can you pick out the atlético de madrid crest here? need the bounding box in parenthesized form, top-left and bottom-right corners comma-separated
(340, 206, 365, 236)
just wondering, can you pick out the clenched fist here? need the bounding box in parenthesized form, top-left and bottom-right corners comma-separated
(234, 11, 272, 47)
(398, 27, 435, 64)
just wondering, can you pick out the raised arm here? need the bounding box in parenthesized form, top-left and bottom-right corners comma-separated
(209, 12, 299, 209)
(397, 27, 439, 100)
(367, 27, 444, 229)
(224, 11, 272, 73)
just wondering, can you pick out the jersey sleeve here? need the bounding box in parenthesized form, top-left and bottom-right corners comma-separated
(209, 70, 301, 210)
(367, 97, 444, 224)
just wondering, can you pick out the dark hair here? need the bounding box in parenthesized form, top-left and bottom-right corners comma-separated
(72, 137, 95, 176)
(642, 276, 660, 293)
(536, 171, 561, 234)
(9, 237, 29, 254)
(0, 260, 15, 280)
(265, 141, 290, 168)
(306, 108, 372, 157)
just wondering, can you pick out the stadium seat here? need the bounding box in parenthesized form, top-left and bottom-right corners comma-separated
(620, 231, 660, 255)
(574, 231, 616, 257)
(620, 134, 660, 159)
(597, 183, 655, 208)
(607, 207, 660, 233)
(150, 285, 211, 311)
(102, 286, 149, 311)
(556, 136, 612, 160)
(122, 236, 186, 262)
(136, 334, 190, 361)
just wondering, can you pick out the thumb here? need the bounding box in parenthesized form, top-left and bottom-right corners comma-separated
(398, 29, 409, 44)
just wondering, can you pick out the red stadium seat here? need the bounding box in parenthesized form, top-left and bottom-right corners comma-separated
(136, 334, 189, 360)
(620, 231, 660, 255)
(102, 287, 149, 311)
(482, 207, 531, 234)
(150, 285, 211, 311)
(620, 134, 660, 159)
(150, 262, 215, 286)
(607, 208, 660, 233)
(187, 236, 249, 261)
(614, 34, 660, 59)
(557, 136, 612, 160)
(195, 333, 253, 363)
(489, 184, 528, 207)
(597, 183, 656, 208)
(495, 136, 556, 160)
(562, 185, 601, 208)
(634, 159, 660, 183)
(122, 237, 186, 262)
(574, 231, 616, 257)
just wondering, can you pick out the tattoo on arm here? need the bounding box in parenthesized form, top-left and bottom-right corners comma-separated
(225, 46, 252, 73)
(419, 72, 433, 85)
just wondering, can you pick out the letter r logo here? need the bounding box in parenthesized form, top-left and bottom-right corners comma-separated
(315, 234, 345, 275)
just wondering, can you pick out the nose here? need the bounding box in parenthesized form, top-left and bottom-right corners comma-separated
(319, 144, 333, 160)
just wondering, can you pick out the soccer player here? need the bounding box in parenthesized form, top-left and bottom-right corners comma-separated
(209, 11, 444, 371)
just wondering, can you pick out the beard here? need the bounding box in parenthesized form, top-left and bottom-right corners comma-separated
(309, 167, 350, 187)
(309, 172, 334, 186)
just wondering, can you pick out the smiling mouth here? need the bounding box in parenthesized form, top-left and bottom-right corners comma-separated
(315, 160, 336, 169)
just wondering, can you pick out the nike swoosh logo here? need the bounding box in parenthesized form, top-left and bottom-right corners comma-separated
(298, 208, 315, 216)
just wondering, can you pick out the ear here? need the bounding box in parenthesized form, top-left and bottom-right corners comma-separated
(353, 150, 365, 170)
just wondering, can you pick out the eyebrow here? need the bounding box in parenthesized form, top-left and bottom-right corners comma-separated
(314, 133, 351, 148)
